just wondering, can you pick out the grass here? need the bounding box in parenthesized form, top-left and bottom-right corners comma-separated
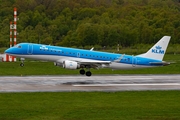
(0, 54, 180, 120)
(0, 91, 180, 120)
(0, 54, 180, 76)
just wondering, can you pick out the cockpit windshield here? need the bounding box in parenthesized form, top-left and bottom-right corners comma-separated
(14, 44, 22, 48)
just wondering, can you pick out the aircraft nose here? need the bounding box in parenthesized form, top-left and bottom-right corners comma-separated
(5, 48, 13, 54)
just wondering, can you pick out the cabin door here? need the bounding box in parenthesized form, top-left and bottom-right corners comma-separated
(132, 57, 137, 67)
(27, 44, 33, 54)
(77, 52, 80, 58)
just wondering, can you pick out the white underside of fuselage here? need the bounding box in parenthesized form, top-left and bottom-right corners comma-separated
(10, 54, 154, 70)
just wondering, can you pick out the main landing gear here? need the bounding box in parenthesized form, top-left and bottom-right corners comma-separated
(79, 69, 92, 77)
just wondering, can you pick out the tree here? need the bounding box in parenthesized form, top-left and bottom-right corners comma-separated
(0, 0, 180, 47)
(35, 23, 44, 44)
(76, 23, 98, 46)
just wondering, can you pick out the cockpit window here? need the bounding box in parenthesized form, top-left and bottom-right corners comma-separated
(14, 44, 22, 48)
(14, 45, 18, 48)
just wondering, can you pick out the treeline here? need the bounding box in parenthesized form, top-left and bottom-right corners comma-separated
(0, 0, 180, 48)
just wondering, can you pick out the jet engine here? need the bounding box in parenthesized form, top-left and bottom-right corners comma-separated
(54, 62, 62, 66)
(63, 60, 80, 69)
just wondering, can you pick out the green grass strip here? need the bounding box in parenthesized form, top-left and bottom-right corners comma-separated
(0, 91, 180, 120)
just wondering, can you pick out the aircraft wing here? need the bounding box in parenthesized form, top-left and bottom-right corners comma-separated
(56, 59, 111, 69)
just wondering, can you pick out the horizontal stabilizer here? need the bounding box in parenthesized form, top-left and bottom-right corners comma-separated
(149, 61, 170, 66)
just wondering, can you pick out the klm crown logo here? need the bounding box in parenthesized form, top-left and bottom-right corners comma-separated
(152, 45, 164, 54)
(156, 46, 162, 49)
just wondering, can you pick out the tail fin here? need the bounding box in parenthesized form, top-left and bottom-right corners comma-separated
(137, 36, 171, 61)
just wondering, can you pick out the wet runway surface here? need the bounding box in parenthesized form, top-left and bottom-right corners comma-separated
(0, 75, 180, 92)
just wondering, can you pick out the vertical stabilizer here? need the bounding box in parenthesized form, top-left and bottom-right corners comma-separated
(137, 36, 171, 61)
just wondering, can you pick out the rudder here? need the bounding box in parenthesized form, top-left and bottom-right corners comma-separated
(137, 36, 171, 61)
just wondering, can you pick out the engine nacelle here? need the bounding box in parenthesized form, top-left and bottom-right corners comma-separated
(63, 60, 80, 69)
(54, 62, 62, 66)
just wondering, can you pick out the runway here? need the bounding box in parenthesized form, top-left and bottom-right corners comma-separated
(0, 75, 180, 92)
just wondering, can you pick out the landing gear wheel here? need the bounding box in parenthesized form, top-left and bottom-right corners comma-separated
(20, 63, 24, 67)
(86, 71, 92, 77)
(80, 69, 85, 75)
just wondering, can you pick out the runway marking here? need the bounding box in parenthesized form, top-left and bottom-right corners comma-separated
(73, 83, 180, 87)
(130, 78, 152, 79)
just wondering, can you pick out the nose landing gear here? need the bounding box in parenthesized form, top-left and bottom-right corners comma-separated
(20, 58, 25, 67)
(20, 62, 24, 67)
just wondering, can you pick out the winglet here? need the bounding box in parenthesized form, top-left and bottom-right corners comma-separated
(90, 47, 94, 51)
(137, 36, 171, 61)
(114, 54, 125, 62)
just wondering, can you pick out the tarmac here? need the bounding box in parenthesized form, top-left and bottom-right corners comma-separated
(0, 75, 180, 92)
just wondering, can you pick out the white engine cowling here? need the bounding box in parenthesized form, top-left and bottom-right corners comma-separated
(63, 60, 80, 69)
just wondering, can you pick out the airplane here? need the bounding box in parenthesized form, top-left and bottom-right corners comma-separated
(5, 36, 171, 76)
